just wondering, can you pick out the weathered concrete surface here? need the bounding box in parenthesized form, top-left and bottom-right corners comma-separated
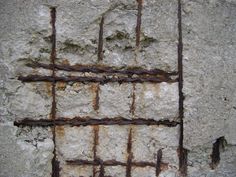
(55, 0, 178, 72)
(0, 0, 51, 122)
(99, 83, 133, 118)
(97, 125, 130, 162)
(56, 83, 96, 118)
(132, 125, 179, 163)
(0, 1, 54, 177)
(187, 144, 236, 177)
(60, 165, 93, 177)
(182, 0, 236, 148)
(55, 0, 137, 66)
(182, 0, 236, 176)
(135, 83, 179, 120)
(137, 0, 178, 71)
(0, 123, 54, 177)
(56, 126, 94, 161)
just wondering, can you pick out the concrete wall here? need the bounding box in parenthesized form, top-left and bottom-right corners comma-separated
(0, 0, 235, 177)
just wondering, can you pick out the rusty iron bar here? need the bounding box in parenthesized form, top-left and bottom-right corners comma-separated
(93, 126, 99, 177)
(156, 149, 162, 177)
(18, 75, 177, 84)
(66, 159, 160, 168)
(14, 117, 179, 127)
(67, 159, 168, 170)
(26, 62, 178, 77)
(130, 84, 136, 115)
(50, 7, 59, 177)
(67, 159, 126, 166)
(136, 0, 143, 47)
(93, 84, 100, 111)
(177, 0, 188, 176)
(126, 128, 133, 177)
(98, 16, 104, 62)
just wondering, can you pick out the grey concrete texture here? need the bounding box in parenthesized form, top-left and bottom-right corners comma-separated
(0, 123, 53, 177)
(182, 0, 236, 148)
(187, 145, 236, 177)
(182, 0, 236, 176)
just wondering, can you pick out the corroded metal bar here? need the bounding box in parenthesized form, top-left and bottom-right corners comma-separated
(126, 129, 133, 177)
(14, 117, 179, 127)
(130, 84, 136, 115)
(93, 84, 100, 111)
(50, 7, 59, 177)
(156, 149, 162, 176)
(177, 0, 188, 176)
(18, 75, 178, 84)
(66, 159, 159, 168)
(98, 16, 104, 61)
(136, 0, 143, 47)
(26, 62, 178, 76)
(93, 126, 99, 177)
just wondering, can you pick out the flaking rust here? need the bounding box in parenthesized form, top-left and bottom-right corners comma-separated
(55, 126, 65, 138)
(56, 82, 66, 91)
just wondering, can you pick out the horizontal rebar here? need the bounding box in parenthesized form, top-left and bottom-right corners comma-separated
(18, 75, 177, 84)
(66, 159, 160, 168)
(26, 62, 178, 76)
(14, 117, 179, 127)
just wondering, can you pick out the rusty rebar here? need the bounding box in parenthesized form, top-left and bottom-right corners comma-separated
(14, 117, 179, 127)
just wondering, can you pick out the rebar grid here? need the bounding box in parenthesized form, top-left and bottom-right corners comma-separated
(14, 1, 185, 176)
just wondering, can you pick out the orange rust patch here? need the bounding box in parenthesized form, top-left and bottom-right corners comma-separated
(56, 126, 65, 137)
(61, 59, 70, 65)
(45, 82, 52, 96)
(56, 82, 66, 91)
(90, 83, 100, 111)
(160, 163, 169, 171)
(93, 125, 99, 145)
